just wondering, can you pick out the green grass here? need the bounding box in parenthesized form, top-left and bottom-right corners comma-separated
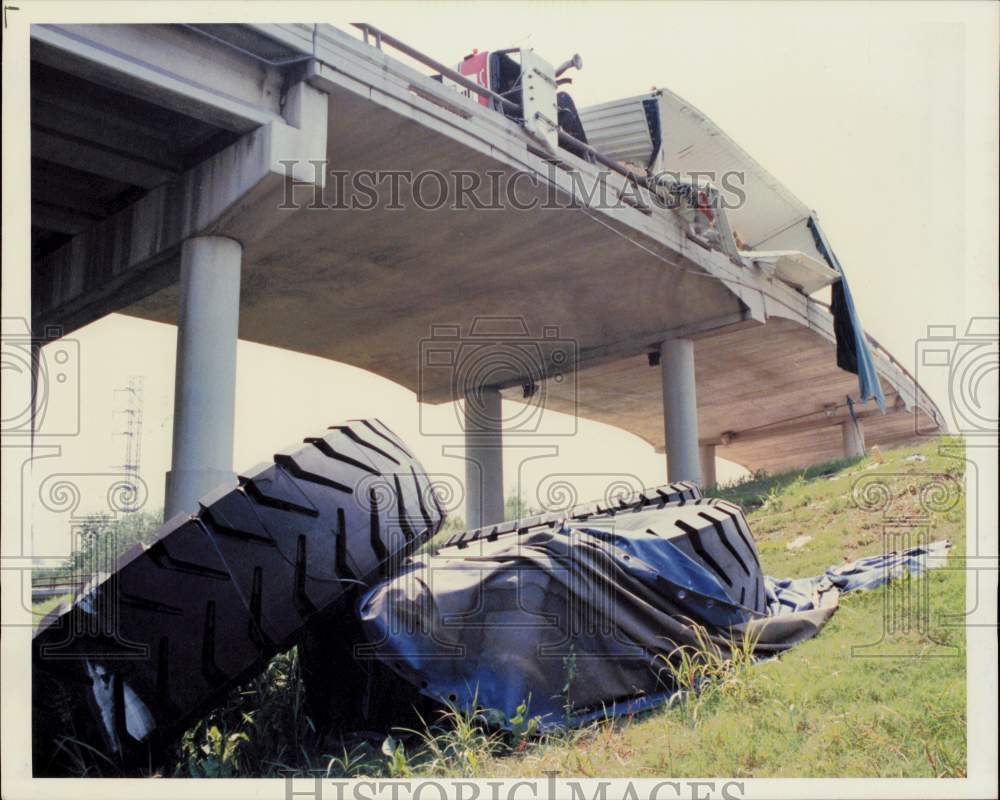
(73, 437, 970, 778)
(32, 594, 71, 626)
(470, 436, 968, 779)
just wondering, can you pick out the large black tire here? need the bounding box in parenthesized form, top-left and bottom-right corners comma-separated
(643, 498, 766, 614)
(32, 419, 443, 776)
(300, 481, 703, 727)
(301, 493, 765, 731)
(437, 494, 764, 614)
(439, 481, 702, 549)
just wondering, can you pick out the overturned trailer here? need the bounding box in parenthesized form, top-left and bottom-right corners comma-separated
(30, 23, 947, 776)
(33, 419, 949, 774)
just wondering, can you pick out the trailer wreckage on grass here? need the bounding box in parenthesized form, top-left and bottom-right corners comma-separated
(31, 24, 948, 775)
(32, 418, 950, 775)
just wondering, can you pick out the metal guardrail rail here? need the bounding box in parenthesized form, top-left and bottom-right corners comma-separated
(352, 23, 519, 113)
(31, 578, 86, 601)
(351, 23, 656, 192)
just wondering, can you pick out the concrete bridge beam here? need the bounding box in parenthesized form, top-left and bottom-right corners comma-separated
(660, 338, 703, 485)
(164, 236, 242, 518)
(464, 386, 505, 529)
(33, 81, 328, 336)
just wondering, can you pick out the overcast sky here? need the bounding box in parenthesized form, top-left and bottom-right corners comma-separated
(25, 4, 998, 560)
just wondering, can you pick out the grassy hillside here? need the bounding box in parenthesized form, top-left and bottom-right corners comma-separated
(476, 435, 966, 778)
(445, 436, 966, 779)
(52, 437, 968, 778)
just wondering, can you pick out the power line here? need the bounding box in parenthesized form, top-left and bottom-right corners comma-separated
(112, 375, 144, 514)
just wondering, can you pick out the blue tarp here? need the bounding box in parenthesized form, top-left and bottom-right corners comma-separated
(358, 508, 949, 728)
(764, 538, 952, 614)
(808, 216, 887, 412)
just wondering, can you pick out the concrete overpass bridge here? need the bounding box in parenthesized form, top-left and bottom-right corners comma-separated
(29, 23, 943, 527)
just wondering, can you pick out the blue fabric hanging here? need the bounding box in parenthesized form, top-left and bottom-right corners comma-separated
(808, 216, 886, 412)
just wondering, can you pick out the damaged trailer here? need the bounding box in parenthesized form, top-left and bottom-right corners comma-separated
(305, 498, 949, 732)
(30, 31, 943, 774)
(32, 421, 949, 774)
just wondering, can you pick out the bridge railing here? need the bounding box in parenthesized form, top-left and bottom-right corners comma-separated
(351, 23, 657, 194)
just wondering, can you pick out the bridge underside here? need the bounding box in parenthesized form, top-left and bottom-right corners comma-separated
(115, 56, 931, 475)
(502, 317, 935, 474)
(27, 22, 941, 501)
(112, 155, 929, 476)
(123, 97, 741, 406)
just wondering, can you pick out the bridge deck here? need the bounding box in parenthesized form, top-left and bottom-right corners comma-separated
(29, 23, 943, 474)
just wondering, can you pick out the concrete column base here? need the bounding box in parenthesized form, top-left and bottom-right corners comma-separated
(464, 386, 504, 529)
(699, 444, 717, 488)
(164, 235, 242, 519)
(165, 468, 236, 518)
(660, 338, 703, 484)
(842, 418, 866, 459)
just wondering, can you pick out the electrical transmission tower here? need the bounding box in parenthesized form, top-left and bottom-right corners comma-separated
(112, 375, 144, 514)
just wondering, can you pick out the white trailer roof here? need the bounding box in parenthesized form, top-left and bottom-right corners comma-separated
(581, 88, 829, 265)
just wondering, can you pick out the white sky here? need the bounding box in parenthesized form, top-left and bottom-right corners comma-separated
(24, 3, 999, 561)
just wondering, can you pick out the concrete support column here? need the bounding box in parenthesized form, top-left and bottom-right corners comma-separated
(464, 386, 504, 529)
(660, 338, 703, 484)
(699, 445, 717, 488)
(841, 418, 866, 459)
(165, 236, 242, 518)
